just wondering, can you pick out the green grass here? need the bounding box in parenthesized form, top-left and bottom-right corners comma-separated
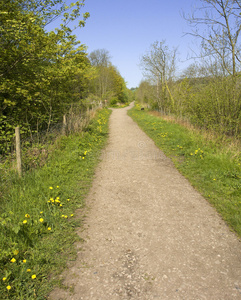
(0, 108, 111, 299)
(128, 105, 241, 237)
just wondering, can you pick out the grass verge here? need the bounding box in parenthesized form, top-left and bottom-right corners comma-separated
(128, 105, 241, 237)
(0, 108, 111, 299)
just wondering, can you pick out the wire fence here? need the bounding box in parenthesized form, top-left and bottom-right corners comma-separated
(0, 105, 99, 177)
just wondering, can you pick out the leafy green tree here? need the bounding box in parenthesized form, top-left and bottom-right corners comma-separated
(88, 49, 128, 103)
(0, 0, 90, 153)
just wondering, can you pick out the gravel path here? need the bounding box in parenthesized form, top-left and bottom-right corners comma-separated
(50, 104, 241, 300)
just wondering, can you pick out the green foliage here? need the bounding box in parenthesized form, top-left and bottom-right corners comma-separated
(0, 108, 111, 299)
(183, 77, 241, 136)
(136, 76, 241, 138)
(110, 98, 118, 106)
(88, 50, 129, 103)
(128, 106, 241, 236)
(0, 0, 91, 155)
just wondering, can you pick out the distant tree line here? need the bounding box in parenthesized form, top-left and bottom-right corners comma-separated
(137, 0, 241, 137)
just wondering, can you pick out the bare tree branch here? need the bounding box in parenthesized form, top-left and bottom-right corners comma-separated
(183, 0, 241, 76)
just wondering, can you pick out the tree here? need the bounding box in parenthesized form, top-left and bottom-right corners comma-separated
(136, 80, 155, 107)
(184, 0, 241, 77)
(89, 49, 111, 67)
(88, 49, 111, 99)
(139, 40, 177, 109)
(88, 49, 128, 103)
(0, 0, 90, 153)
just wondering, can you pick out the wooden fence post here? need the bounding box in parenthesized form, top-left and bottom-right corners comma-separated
(15, 126, 22, 177)
(62, 114, 67, 135)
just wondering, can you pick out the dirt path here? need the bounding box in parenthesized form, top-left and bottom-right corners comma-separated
(50, 104, 241, 300)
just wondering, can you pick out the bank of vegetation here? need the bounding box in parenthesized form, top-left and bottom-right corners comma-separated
(136, 0, 241, 139)
(0, 108, 111, 299)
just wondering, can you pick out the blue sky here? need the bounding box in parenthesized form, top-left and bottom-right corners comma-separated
(72, 0, 200, 88)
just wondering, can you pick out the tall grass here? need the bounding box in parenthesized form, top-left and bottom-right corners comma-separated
(0, 108, 111, 299)
(128, 105, 241, 237)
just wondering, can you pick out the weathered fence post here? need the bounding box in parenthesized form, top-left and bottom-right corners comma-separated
(15, 126, 22, 177)
(62, 114, 67, 135)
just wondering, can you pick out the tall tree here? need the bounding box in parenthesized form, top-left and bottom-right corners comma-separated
(140, 40, 177, 109)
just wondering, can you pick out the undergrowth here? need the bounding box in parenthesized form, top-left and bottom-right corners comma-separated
(128, 104, 241, 237)
(0, 108, 111, 299)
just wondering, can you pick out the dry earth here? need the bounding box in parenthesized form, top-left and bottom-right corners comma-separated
(49, 104, 241, 300)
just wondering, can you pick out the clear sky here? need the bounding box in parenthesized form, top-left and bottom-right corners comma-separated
(71, 0, 199, 88)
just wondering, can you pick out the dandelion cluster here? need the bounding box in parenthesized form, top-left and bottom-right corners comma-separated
(1, 249, 38, 293)
(190, 148, 204, 159)
(158, 132, 168, 138)
(1, 185, 76, 294)
(96, 114, 107, 133)
(47, 187, 74, 217)
(80, 150, 88, 160)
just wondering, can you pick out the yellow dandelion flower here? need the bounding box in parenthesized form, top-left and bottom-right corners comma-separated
(40, 211, 43, 214)
(49, 187, 53, 189)
(39, 218, 44, 223)
(27, 269, 31, 272)
(82, 157, 85, 159)
(23, 259, 27, 263)
(6, 285, 11, 290)
(60, 204, 63, 207)
(71, 214, 74, 217)
(2, 277, 6, 281)
(56, 186, 59, 188)
(31, 274, 36, 279)
(25, 214, 30, 218)
(61, 215, 65, 218)
(23, 220, 27, 224)
(64, 215, 68, 219)
(10, 258, 16, 263)
(67, 199, 70, 202)
(47, 227, 51, 231)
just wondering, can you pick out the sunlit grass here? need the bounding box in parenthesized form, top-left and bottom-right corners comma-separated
(0, 108, 111, 299)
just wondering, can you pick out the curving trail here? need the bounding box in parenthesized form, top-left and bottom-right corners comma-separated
(50, 104, 241, 300)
